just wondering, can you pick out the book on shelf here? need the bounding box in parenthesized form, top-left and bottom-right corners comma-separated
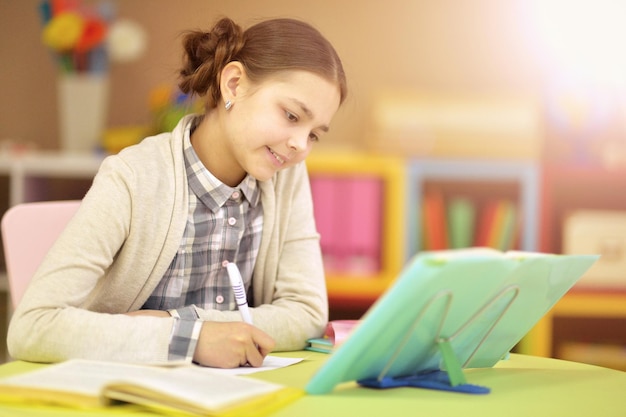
(474, 199, 498, 248)
(474, 199, 518, 251)
(311, 175, 383, 274)
(422, 193, 518, 252)
(493, 200, 518, 251)
(422, 190, 449, 250)
(0, 359, 302, 416)
(310, 175, 340, 269)
(344, 177, 383, 273)
(446, 196, 476, 249)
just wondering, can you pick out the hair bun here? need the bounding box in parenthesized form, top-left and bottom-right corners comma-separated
(178, 18, 244, 102)
(178, 16, 347, 111)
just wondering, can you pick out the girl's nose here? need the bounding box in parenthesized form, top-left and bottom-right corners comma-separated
(286, 131, 309, 153)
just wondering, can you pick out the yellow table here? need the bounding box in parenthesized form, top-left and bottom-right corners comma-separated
(1, 352, 625, 416)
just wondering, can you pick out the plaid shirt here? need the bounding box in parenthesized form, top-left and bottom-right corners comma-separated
(142, 120, 263, 362)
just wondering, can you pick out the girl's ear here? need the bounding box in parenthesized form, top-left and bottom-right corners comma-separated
(220, 61, 246, 105)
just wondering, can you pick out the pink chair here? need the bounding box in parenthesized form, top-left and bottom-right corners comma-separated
(1, 200, 81, 308)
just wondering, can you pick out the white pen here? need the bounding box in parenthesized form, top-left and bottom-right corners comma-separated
(226, 262, 253, 325)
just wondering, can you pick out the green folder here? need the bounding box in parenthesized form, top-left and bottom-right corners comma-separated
(305, 248, 599, 394)
(447, 197, 476, 249)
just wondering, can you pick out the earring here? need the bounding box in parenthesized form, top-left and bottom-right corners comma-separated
(225, 100, 233, 110)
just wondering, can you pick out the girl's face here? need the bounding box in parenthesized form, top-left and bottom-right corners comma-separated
(225, 70, 341, 182)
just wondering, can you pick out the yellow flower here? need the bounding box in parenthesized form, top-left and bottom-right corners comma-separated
(42, 12, 85, 52)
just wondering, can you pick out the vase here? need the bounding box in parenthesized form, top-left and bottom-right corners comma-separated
(57, 73, 110, 152)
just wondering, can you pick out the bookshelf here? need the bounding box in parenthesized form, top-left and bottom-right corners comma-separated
(305, 155, 542, 319)
(305, 152, 406, 310)
(522, 164, 626, 362)
(406, 159, 540, 257)
(540, 164, 626, 254)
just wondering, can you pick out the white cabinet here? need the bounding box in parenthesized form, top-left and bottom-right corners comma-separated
(5, 152, 103, 205)
(0, 151, 103, 362)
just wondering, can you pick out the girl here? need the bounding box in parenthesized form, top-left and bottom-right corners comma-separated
(7, 16, 347, 368)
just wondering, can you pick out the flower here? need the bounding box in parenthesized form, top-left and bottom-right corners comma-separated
(38, 0, 146, 74)
(107, 18, 147, 63)
(41, 12, 85, 51)
(77, 17, 107, 52)
(149, 85, 203, 134)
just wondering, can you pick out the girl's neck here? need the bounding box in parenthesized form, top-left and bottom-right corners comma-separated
(190, 112, 244, 187)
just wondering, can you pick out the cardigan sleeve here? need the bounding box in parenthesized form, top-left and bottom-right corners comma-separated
(7, 133, 187, 364)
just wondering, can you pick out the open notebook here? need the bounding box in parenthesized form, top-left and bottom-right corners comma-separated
(306, 248, 599, 394)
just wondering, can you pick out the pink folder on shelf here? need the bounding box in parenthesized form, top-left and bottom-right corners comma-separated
(345, 177, 383, 273)
(310, 175, 341, 271)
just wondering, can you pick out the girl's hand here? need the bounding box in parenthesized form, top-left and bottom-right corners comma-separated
(193, 321, 275, 368)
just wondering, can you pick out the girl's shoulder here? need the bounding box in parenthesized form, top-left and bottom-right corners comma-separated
(120, 131, 175, 157)
(106, 131, 179, 170)
(94, 131, 181, 193)
(114, 115, 191, 166)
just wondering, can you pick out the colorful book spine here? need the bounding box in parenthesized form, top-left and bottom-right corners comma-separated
(422, 191, 448, 250)
(496, 200, 518, 251)
(447, 197, 476, 249)
(474, 199, 499, 248)
(475, 199, 518, 250)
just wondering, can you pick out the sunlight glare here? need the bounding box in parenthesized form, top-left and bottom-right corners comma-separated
(528, 0, 626, 89)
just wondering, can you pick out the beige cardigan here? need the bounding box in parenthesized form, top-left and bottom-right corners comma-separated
(7, 116, 328, 363)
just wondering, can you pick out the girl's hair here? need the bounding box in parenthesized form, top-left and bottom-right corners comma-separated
(178, 17, 347, 109)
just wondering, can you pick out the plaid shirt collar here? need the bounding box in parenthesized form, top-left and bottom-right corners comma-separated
(182, 116, 260, 212)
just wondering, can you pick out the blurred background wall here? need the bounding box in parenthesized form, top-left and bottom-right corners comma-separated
(0, 0, 552, 151)
(4, 0, 626, 158)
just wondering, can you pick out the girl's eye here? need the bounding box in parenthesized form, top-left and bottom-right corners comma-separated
(309, 132, 320, 142)
(285, 111, 298, 122)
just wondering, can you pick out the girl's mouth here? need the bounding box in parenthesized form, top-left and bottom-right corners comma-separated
(268, 147, 286, 165)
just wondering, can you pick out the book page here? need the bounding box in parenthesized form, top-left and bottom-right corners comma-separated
(0, 359, 154, 398)
(0, 360, 182, 408)
(196, 355, 303, 376)
(105, 366, 286, 412)
(0, 359, 293, 413)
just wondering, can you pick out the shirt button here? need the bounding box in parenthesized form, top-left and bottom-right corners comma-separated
(228, 217, 236, 225)
(216, 295, 224, 304)
(231, 191, 240, 199)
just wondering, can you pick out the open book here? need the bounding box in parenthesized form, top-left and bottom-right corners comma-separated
(0, 359, 302, 416)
